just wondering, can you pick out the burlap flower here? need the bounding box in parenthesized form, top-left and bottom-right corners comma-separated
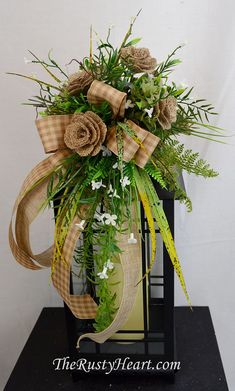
(64, 111, 107, 156)
(120, 46, 157, 73)
(67, 70, 93, 96)
(154, 96, 177, 130)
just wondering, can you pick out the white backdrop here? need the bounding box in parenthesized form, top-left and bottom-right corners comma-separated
(0, 0, 235, 389)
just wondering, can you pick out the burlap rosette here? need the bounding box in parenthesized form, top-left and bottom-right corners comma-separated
(67, 70, 93, 95)
(64, 111, 107, 156)
(120, 46, 157, 73)
(154, 96, 177, 130)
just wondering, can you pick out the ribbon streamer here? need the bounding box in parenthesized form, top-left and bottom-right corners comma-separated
(9, 149, 98, 318)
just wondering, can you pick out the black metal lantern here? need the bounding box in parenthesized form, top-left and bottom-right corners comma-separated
(63, 179, 182, 382)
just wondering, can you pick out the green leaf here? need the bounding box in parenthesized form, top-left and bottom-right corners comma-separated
(125, 37, 142, 47)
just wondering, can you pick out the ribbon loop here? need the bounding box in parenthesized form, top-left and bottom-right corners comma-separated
(87, 80, 127, 118)
(36, 114, 72, 153)
(107, 120, 160, 168)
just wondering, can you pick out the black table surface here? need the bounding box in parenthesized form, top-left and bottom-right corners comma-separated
(5, 307, 228, 391)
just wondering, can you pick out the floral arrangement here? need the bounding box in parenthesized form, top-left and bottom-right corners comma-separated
(9, 14, 222, 345)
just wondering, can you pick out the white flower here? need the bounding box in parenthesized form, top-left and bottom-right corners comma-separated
(177, 81, 188, 90)
(106, 259, 114, 270)
(75, 220, 86, 231)
(103, 213, 117, 226)
(144, 108, 154, 118)
(128, 233, 137, 244)
(112, 162, 118, 169)
(107, 184, 121, 199)
(112, 190, 121, 199)
(24, 57, 32, 64)
(107, 184, 113, 194)
(180, 40, 188, 47)
(91, 180, 106, 190)
(95, 212, 117, 226)
(94, 213, 105, 222)
(101, 145, 112, 157)
(125, 99, 135, 109)
(120, 176, 131, 188)
(97, 266, 108, 279)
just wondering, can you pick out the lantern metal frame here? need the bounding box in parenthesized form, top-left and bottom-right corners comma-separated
(62, 180, 183, 382)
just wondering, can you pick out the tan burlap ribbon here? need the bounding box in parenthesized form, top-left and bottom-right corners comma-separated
(107, 119, 160, 168)
(9, 80, 159, 345)
(36, 114, 70, 153)
(9, 149, 97, 319)
(87, 80, 126, 118)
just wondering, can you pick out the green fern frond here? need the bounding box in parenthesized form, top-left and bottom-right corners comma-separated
(144, 162, 167, 189)
(155, 140, 218, 178)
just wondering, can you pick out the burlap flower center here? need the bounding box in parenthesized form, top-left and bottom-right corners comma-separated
(67, 70, 93, 96)
(154, 96, 177, 130)
(120, 46, 157, 73)
(64, 111, 107, 157)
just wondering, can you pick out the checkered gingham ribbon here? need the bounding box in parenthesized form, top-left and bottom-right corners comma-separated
(9, 80, 160, 345)
(87, 80, 127, 117)
(36, 114, 72, 153)
(9, 148, 97, 318)
(107, 120, 160, 168)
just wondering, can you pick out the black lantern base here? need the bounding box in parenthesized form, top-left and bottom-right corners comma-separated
(5, 307, 229, 391)
(64, 298, 176, 381)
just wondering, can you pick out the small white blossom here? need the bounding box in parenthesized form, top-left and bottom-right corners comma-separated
(24, 57, 32, 64)
(128, 233, 137, 244)
(177, 81, 188, 90)
(101, 145, 112, 157)
(75, 220, 86, 231)
(91, 180, 106, 190)
(97, 266, 108, 279)
(180, 40, 188, 47)
(94, 213, 105, 222)
(144, 108, 154, 118)
(95, 212, 117, 226)
(112, 162, 118, 169)
(107, 184, 121, 199)
(106, 259, 114, 270)
(103, 213, 117, 226)
(125, 99, 135, 109)
(107, 184, 113, 194)
(112, 190, 121, 199)
(120, 176, 131, 188)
